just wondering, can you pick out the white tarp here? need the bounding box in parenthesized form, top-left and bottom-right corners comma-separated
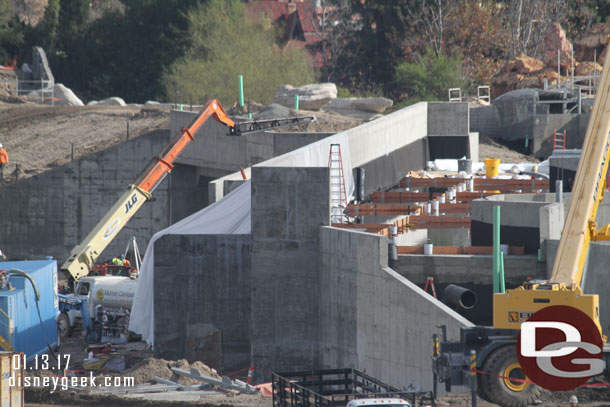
(128, 181, 252, 345)
(129, 133, 353, 346)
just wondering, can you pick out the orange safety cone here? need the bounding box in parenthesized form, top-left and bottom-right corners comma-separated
(247, 364, 254, 385)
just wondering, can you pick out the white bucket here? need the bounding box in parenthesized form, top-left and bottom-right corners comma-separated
(424, 243, 434, 255)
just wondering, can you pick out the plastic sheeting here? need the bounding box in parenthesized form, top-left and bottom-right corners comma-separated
(129, 133, 354, 346)
(128, 181, 252, 345)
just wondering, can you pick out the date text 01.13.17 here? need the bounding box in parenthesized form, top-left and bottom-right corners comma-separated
(12, 354, 71, 371)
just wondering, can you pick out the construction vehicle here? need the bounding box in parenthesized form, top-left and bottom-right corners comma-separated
(432, 48, 610, 406)
(58, 293, 95, 341)
(60, 275, 136, 338)
(272, 368, 434, 407)
(60, 99, 314, 287)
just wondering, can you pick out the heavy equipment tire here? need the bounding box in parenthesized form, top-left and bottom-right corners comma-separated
(478, 346, 540, 407)
(57, 313, 72, 338)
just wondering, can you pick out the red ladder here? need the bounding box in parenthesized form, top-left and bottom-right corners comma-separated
(553, 130, 566, 151)
(424, 276, 437, 299)
(329, 144, 348, 223)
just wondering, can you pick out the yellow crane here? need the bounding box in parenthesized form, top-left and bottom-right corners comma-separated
(433, 41, 610, 407)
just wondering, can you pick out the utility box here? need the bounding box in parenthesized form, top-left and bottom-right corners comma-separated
(0, 260, 59, 361)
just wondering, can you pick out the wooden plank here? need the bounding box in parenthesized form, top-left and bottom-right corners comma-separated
(399, 177, 548, 190)
(397, 245, 523, 255)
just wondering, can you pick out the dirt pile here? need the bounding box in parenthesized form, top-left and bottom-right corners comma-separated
(478, 135, 539, 164)
(124, 357, 220, 385)
(0, 104, 171, 183)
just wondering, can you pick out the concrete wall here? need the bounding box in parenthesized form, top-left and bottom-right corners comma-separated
(0, 130, 175, 263)
(250, 166, 330, 375)
(212, 102, 473, 202)
(471, 194, 558, 253)
(428, 102, 469, 136)
(319, 227, 472, 390)
(153, 234, 251, 372)
(171, 110, 332, 175)
(469, 104, 590, 158)
(395, 253, 546, 326)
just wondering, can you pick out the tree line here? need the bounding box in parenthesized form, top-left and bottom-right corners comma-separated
(0, 0, 609, 105)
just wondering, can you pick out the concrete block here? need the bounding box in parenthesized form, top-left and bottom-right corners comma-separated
(250, 166, 330, 376)
(427, 102, 469, 136)
(153, 234, 251, 371)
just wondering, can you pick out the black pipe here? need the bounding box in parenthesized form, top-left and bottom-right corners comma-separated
(356, 167, 365, 201)
(443, 284, 477, 309)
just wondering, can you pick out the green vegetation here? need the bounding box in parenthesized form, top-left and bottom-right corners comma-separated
(0, 0, 608, 104)
(390, 49, 465, 106)
(161, 0, 313, 105)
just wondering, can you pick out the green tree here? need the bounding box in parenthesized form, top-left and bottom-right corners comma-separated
(26, 0, 60, 55)
(390, 48, 464, 105)
(59, 0, 199, 101)
(0, 0, 25, 62)
(162, 0, 314, 105)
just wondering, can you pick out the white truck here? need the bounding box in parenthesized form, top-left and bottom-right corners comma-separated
(58, 275, 136, 337)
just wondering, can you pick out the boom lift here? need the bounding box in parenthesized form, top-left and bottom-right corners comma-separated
(61, 99, 314, 286)
(433, 45, 610, 406)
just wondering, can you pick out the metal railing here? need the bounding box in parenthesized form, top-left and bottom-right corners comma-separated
(16, 79, 54, 105)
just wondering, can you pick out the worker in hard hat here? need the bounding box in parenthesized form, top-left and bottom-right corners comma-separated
(0, 143, 8, 181)
(570, 395, 578, 407)
(111, 255, 125, 267)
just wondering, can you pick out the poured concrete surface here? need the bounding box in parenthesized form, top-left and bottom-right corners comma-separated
(320, 226, 472, 390)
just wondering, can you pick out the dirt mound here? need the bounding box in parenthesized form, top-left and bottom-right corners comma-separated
(0, 104, 170, 183)
(479, 135, 539, 164)
(124, 357, 220, 385)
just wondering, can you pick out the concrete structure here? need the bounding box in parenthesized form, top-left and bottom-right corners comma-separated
(470, 104, 590, 158)
(210, 102, 478, 202)
(171, 109, 332, 178)
(150, 101, 477, 389)
(471, 193, 563, 254)
(319, 227, 472, 389)
(250, 166, 330, 374)
(396, 253, 546, 325)
(153, 234, 251, 372)
(0, 112, 330, 263)
(0, 130, 174, 262)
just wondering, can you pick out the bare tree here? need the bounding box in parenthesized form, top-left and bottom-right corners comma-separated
(309, 0, 362, 82)
(405, 0, 455, 56)
(504, 0, 568, 59)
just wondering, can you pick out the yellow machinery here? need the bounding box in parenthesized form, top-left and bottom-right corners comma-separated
(433, 41, 610, 407)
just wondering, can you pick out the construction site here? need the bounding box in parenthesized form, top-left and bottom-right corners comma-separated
(5, 2, 610, 407)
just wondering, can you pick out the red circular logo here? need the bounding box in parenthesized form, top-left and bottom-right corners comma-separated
(517, 305, 603, 391)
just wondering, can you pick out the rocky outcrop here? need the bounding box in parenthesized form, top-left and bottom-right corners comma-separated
(503, 54, 545, 75)
(97, 97, 126, 106)
(575, 61, 602, 76)
(322, 97, 393, 120)
(28, 83, 83, 106)
(542, 22, 573, 63)
(272, 83, 337, 110)
(574, 20, 610, 63)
